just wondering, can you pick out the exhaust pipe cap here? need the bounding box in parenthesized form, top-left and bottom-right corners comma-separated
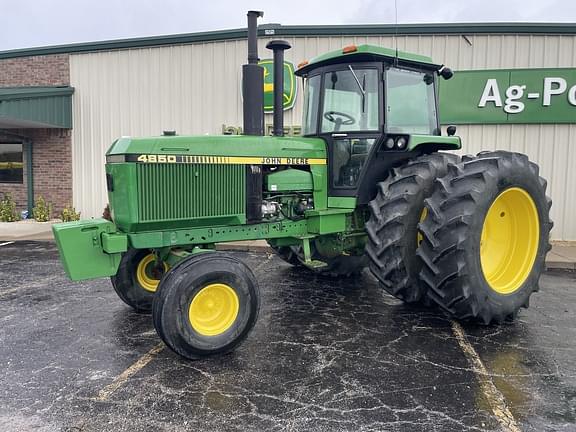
(266, 40, 291, 51)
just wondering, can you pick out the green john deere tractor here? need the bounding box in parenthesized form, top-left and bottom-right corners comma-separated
(53, 11, 552, 360)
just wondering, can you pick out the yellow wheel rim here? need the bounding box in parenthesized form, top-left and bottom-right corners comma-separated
(480, 187, 540, 294)
(135, 254, 168, 293)
(189, 283, 240, 336)
(417, 207, 428, 246)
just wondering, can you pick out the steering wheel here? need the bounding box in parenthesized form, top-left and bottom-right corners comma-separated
(323, 111, 356, 125)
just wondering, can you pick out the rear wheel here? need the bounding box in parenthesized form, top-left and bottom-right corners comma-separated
(152, 252, 260, 360)
(365, 152, 459, 303)
(418, 151, 553, 323)
(111, 249, 168, 313)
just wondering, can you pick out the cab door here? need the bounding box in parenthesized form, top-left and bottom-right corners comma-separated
(314, 63, 383, 197)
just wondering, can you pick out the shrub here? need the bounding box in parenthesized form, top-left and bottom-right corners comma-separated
(60, 203, 81, 222)
(32, 196, 53, 222)
(0, 193, 20, 222)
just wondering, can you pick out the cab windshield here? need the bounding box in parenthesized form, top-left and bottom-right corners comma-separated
(302, 67, 380, 135)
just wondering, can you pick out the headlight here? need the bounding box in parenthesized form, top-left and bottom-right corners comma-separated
(385, 137, 395, 149)
(396, 137, 407, 149)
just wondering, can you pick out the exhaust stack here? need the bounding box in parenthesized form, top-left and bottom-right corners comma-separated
(242, 10, 264, 136)
(266, 40, 291, 137)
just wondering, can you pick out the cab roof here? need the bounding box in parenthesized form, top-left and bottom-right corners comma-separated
(295, 44, 440, 76)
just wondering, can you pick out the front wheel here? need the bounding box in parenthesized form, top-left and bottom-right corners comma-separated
(111, 249, 168, 313)
(152, 252, 260, 360)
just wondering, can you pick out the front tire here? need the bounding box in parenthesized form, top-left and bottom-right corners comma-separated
(152, 252, 260, 360)
(418, 151, 553, 323)
(111, 249, 168, 313)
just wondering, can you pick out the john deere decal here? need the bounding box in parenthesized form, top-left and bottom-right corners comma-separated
(259, 59, 297, 113)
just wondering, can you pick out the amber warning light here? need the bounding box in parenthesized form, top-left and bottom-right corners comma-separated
(342, 45, 358, 54)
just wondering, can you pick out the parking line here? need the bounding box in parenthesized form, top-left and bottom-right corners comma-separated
(0, 288, 20, 298)
(451, 321, 520, 432)
(0, 241, 14, 247)
(95, 343, 164, 401)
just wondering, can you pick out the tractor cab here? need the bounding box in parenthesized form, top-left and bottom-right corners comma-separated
(295, 44, 456, 202)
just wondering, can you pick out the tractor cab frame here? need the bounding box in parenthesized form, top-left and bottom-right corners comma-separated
(296, 45, 459, 203)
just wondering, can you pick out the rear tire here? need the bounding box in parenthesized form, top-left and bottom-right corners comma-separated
(152, 252, 260, 360)
(365, 152, 459, 303)
(111, 249, 167, 313)
(418, 151, 553, 324)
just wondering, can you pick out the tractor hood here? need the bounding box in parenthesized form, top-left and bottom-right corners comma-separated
(106, 134, 327, 162)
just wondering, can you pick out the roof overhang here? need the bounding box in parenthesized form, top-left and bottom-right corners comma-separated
(0, 23, 575, 59)
(0, 86, 74, 129)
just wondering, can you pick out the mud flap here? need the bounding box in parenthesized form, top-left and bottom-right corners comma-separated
(52, 218, 127, 281)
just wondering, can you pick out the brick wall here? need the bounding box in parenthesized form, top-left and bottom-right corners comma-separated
(0, 130, 73, 215)
(31, 129, 73, 213)
(0, 54, 72, 218)
(0, 54, 69, 87)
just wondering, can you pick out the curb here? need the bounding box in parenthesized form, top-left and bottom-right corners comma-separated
(546, 261, 576, 271)
(215, 242, 273, 253)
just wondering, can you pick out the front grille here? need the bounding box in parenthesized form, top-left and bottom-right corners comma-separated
(136, 163, 245, 222)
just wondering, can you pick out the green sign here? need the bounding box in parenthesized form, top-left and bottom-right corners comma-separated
(259, 59, 297, 113)
(439, 68, 576, 124)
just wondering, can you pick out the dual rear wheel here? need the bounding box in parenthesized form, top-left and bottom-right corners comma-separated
(365, 152, 460, 303)
(417, 151, 552, 323)
(366, 151, 552, 324)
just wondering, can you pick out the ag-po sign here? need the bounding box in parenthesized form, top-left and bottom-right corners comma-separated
(439, 68, 576, 124)
(479, 77, 576, 114)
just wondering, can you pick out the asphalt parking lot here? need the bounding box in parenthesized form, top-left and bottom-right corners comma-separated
(1, 241, 575, 432)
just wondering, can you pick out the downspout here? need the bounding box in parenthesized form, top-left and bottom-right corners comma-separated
(25, 139, 33, 216)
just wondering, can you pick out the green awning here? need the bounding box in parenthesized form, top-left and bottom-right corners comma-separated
(0, 86, 74, 129)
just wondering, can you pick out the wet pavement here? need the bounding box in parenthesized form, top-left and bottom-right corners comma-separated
(0, 241, 575, 432)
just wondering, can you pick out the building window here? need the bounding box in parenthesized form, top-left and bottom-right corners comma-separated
(0, 143, 23, 183)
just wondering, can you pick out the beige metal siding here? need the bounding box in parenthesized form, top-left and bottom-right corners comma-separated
(70, 34, 576, 240)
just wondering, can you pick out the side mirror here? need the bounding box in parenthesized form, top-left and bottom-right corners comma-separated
(439, 67, 454, 80)
(447, 125, 457, 136)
